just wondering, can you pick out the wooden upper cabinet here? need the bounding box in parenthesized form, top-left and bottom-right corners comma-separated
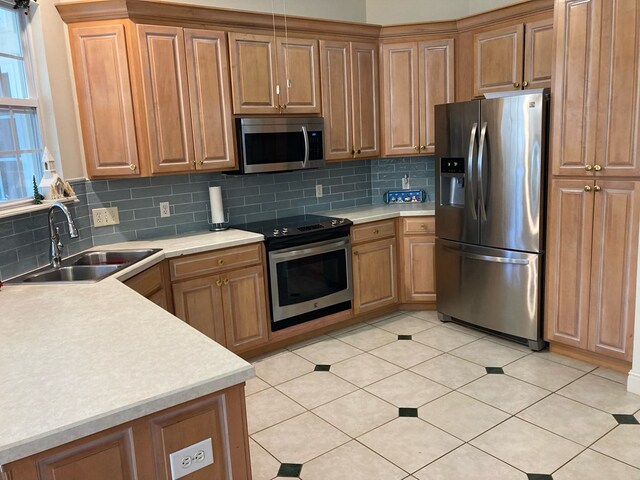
(320, 40, 379, 161)
(594, 0, 640, 177)
(473, 24, 524, 96)
(351, 42, 380, 158)
(229, 32, 320, 114)
(524, 18, 553, 90)
(68, 23, 141, 178)
(184, 29, 236, 171)
(382, 42, 420, 156)
(551, 0, 601, 176)
(418, 39, 455, 154)
(588, 180, 640, 361)
(136, 25, 194, 174)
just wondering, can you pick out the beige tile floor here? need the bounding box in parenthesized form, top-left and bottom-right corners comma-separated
(245, 311, 640, 480)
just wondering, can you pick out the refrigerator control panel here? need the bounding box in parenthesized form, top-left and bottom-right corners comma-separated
(441, 158, 465, 174)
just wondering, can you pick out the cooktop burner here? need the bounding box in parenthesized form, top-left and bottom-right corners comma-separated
(233, 214, 352, 240)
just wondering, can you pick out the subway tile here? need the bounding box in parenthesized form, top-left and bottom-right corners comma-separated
(193, 211, 210, 223)
(85, 180, 109, 192)
(243, 174, 274, 187)
(176, 221, 211, 235)
(258, 183, 282, 194)
(331, 184, 358, 194)
(173, 203, 208, 215)
(118, 210, 135, 222)
(86, 189, 132, 204)
(331, 199, 356, 209)
(108, 178, 151, 190)
(302, 169, 331, 180)
(330, 167, 354, 177)
(276, 207, 305, 218)
(274, 171, 303, 184)
(0, 231, 35, 252)
(92, 231, 138, 245)
(152, 193, 193, 206)
(156, 213, 196, 227)
(244, 211, 275, 223)
(244, 193, 277, 206)
(171, 182, 209, 195)
(115, 218, 156, 232)
(0, 250, 18, 266)
(228, 205, 261, 217)
(0, 220, 15, 237)
(150, 174, 191, 186)
(340, 174, 368, 184)
(130, 185, 172, 199)
(261, 200, 292, 212)
(134, 207, 162, 220)
(192, 191, 210, 203)
(275, 190, 305, 201)
(135, 225, 177, 240)
(355, 197, 373, 206)
(110, 197, 155, 212)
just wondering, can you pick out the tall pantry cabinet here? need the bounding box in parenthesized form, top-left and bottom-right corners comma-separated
(545, 0, 640, 363)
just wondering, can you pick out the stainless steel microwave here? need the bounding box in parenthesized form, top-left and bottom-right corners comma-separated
(235, 117, 324, 174)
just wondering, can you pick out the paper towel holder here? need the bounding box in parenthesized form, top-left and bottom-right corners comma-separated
(209, 212, 229, 232)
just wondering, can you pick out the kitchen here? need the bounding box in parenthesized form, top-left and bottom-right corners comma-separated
(1, 2, 638, 478)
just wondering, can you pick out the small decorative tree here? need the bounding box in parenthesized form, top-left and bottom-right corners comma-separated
(33, 175, 42, 205)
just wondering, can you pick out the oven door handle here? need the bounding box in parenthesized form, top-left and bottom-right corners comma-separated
(270, 238, 350, 261)
(301, 125, 310, 168)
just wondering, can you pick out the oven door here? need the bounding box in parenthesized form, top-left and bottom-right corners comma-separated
(269, 236, 352, 327)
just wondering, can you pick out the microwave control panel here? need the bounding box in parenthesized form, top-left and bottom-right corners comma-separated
(309, 131, 323, 160)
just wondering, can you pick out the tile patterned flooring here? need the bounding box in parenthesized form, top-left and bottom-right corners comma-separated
(245, 311, 640, 480)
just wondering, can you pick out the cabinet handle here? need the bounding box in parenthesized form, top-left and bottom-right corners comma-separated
(420, 223, 426, 229)
(216, 279, 223, 287)
(129, 164, 136, 171)
(513, 82, 521, 88)
(522, 81, 529, 87)
(223, 278, 229, 285)
(585, 164, 593, 171)
(218, 259, 224, 266)
(584, 185, 592, 192)
(594, 185, 602, 192)
(594, 164, 602, 172)
(373, 229, 379, 234)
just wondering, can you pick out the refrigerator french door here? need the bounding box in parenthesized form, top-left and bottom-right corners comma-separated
(434, 91, 548, 350)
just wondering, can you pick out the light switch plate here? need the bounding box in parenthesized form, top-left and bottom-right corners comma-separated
(169, 438, 214, 480)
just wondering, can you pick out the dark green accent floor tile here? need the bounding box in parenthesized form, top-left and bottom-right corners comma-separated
(314, 364, 331, 372)
(398, 334, 412, 340)
(485, 367, 504, 374)
(399, 407, 418, 417)
(613, 414, 639, 425)
(278, 463, 303, 477)
(527, 474, 553, 480)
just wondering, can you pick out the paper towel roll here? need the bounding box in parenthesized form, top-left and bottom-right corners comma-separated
(209, 186, 225, 224)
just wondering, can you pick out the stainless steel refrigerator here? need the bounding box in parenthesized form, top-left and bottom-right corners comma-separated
(434, 90, 548, 350)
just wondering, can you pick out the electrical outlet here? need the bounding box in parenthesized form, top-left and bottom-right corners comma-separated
(159, 202, 170, 218)
(92, 207, 119, 227)
(316, 184, 323, 198)
(169, 438, 213, 480)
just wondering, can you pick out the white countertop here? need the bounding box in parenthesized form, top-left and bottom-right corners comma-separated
(0, 206, 434, 464)
(0, 229, 263, 465)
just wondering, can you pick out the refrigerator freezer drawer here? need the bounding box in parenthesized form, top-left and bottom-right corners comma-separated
(435, 238, 542, 342)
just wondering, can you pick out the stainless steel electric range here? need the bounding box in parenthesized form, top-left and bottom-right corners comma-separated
(235, 214, 353, 331)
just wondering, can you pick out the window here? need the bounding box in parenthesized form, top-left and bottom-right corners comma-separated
(0, 1, 43, 205)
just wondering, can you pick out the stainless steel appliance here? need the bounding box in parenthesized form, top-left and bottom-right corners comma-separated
(434, 90, 549, 350)
(236, 214, 353, 331)
(235, 117, 324, 174)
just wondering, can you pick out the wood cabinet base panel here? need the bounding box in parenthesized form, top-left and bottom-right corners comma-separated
(548, 342, 632, 373)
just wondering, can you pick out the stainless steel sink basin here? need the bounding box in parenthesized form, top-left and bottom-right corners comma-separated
(22, 265, 121, 282)
(7, 248, 162, 284)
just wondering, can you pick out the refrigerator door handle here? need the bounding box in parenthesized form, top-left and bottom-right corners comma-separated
(467, 122, 478, 221)
(443, 246, 530, 265)
(477, 122, 488, 221)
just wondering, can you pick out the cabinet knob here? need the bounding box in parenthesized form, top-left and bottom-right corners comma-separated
(223, 278, 229, 285)
(373, 229, 379, 234)
(198, 160, 204, 166)
(420, 145, 426, 150)
(218, 259, 224, 266)
(585, 164, 593, 171)
(354, 251, 359, 256)
(421, 223, 426, 229)
(584, 185, 592, 192)
(513, 82, 521, 88)
(129, 164, 136, 171)
(191, 159, 197, 167)
(522, 81, 529, 88)
(594, 164, 602, 172)
(357, 148, 362, 154)
(594, 185, 602, 192)
(351, 146, 356, 156)
(216, 279, 223, 287)
(413, 145, 419, 151)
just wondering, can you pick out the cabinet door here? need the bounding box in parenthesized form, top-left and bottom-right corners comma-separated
(68, 23, 140, 178)
(220, 265, 270, 353)
(418, 39, 455, 155)
(352, 237, 398, 315)
(172, 276, 226, 345)
(351, 42, 380, 158)
(594, 0, 640, 177)
(382, 42, 420, 156)
(136, 25, 194, 174)
(320, 40, 352, 160)
(184, 29, 236, 171)
(401, 236, 436, 303)
(473, 24, 524, 97)
(277, 37, 321, 113)
(588, 181, 640, 361)
(544, 179, 594, 349)
(524, 18, 553, 90)
(550, 0, 602, 176)
(228, 32, 278, 114)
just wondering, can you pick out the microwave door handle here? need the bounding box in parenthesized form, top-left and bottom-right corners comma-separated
(301, 125, 310, 167)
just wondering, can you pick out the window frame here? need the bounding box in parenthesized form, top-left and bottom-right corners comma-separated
(0, 0, 46, 209)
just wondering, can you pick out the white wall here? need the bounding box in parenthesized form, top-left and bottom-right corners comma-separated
(628, 231, 640, 394)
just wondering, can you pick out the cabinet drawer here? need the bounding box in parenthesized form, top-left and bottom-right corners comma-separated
(351, 220, 396, 244)
(402, 217, 435, 235)
(169, 243, 262, 281)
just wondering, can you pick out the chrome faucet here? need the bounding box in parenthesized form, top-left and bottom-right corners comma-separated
(48, 202, 79, 268)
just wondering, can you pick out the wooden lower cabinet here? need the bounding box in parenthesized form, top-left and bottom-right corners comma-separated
(545, 179, 640, 361)
(171, 245, 270, 354)
(3, 385, 251, 480)
(124, 261, 173, 313)
(352, 232, 398, 315)
(400, 217, 436, 304)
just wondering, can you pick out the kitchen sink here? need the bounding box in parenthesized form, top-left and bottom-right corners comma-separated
(7, 248, 162, 284)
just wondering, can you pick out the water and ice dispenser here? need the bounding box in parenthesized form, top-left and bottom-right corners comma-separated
(440, 158, 465, 206)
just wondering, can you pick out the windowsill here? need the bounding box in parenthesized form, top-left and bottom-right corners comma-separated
(0, 196, 79, 220)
